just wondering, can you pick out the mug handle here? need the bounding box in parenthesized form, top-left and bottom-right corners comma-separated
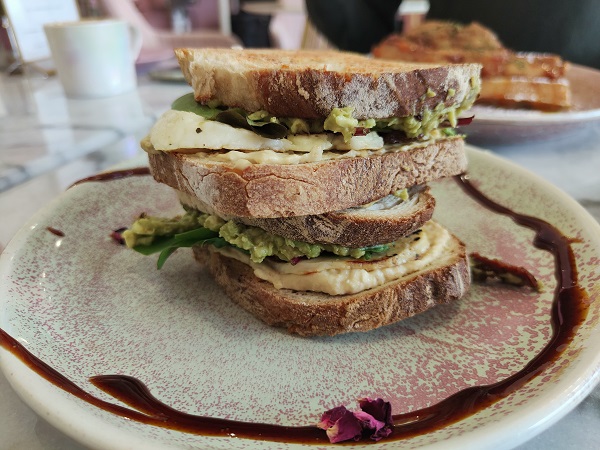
(128, 24, 143, 61)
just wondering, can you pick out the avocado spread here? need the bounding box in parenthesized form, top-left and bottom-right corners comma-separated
(124, 209, 392, 266)
(170, 86, 478, 142)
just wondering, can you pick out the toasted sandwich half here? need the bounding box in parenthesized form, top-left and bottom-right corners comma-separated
(124, 48, 480, 336)
(373, 21, 571, 111)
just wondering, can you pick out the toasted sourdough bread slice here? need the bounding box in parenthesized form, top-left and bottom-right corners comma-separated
(372, 21, 571, 110)
(192, 228, 470, 336)
(479, 76, 571, 110)
(174, 48, 481, 119)
(147, 136, 466, 218)
(179, 185, 435, 247)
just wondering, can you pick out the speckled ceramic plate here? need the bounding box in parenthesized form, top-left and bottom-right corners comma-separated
(466, 65, 600, 146)
(1, 146, 600, 450)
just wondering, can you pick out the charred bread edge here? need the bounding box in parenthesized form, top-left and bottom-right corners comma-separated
(148, 136, 466, 218)
(192, 235, 470, 337)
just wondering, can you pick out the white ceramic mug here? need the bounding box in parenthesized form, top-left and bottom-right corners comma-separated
(44, 19, 142, 98)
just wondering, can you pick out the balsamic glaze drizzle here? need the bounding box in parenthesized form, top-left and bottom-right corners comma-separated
(46, 227, 65, 237)
(0, 171, 589, 444)
(69, 167, 150, 188)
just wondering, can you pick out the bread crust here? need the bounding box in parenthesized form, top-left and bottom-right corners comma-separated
(192, 232, 470, 337)
(175, 48, 481, 119)
(479, 77, 571, 111)
(148, 137, 466, 218)
(179, 185, 435, 247)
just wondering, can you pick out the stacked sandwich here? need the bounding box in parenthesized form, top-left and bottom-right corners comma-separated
(373, 21, 570, 111)
(124, 48, 481, 336)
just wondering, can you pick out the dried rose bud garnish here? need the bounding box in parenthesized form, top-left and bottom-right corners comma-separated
(317, 398, 393, 443)
(470, 252, 541, 291)
(110, 228, 127, 245)
(456, 115, 474, 126)
(318, 406, 363, 443)
(357, 397, 393, 440)
(289, 256, 306, 265)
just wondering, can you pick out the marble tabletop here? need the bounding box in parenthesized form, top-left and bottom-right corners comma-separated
(1, 69, 600, 449)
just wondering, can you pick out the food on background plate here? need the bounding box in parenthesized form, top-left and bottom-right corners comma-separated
(373, 21, 571, 111)
(123, 47, 481, 336)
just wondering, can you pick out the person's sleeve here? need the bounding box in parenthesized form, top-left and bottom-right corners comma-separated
(305, 0, 402, 53)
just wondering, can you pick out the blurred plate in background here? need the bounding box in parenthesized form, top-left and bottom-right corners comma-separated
(466, 64, 600, 146)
